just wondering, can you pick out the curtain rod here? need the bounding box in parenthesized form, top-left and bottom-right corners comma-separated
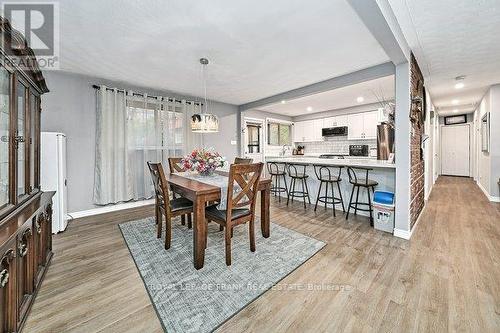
(91, 84, 203, 105)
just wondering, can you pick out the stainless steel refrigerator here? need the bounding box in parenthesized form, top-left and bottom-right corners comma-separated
(377, 124, 394, 160)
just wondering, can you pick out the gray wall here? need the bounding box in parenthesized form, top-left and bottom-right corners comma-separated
(41, 71, 239, 213)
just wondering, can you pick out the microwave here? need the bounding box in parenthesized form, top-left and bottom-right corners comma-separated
(322, 126, 348, 137)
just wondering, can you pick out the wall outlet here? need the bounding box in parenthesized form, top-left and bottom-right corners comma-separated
(230, 140, 237, 145)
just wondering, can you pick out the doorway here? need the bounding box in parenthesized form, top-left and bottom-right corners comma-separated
(441, 124, 470, 177)
(242, 118, 264, 163)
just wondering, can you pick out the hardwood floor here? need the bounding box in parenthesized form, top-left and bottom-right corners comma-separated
(24, 176, 500, 332)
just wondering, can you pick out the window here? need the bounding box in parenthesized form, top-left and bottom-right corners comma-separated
(126, 100, 185, 159)
(267, 121, 291, 146)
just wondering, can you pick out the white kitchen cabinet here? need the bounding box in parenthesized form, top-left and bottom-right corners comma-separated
(293, 121, 306, 142)
(347, 111, 379, 140)
(363, 111, 378, 139)
(293, 119, 323, 142)
(323, 115, 347, 128)
(312, 119, 324, 141)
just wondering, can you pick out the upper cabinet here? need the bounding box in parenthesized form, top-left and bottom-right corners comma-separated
(293, 119, 323, 143)
(323, 115, 347, 128)
(347, 111, 379, 140)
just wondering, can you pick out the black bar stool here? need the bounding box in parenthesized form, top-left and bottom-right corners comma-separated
(345, 167, 378, 226)
(286, 163, 311, 209)
(267, 161, 288, 202)
(313, 165, 345, 217)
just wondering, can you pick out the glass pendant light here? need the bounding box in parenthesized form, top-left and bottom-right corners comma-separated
(191, 58, 219, 133)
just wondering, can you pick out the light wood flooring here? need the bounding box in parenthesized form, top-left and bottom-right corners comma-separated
(24, 176, 500, 332)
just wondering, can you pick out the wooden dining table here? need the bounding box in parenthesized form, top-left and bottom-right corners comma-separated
(164, 171, 271, 269)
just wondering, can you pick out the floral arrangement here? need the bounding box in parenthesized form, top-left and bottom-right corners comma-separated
(181, 148, 226, 176)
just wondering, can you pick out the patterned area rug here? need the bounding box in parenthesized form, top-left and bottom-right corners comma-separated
(119, 217, 325, 333)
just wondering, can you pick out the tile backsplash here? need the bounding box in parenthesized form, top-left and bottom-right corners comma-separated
(296, 136, 377, 155)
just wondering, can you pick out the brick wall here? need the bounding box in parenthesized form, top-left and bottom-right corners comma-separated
(409, 53, 425, 228)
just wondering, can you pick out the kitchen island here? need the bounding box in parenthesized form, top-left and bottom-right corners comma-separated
(265, 156, 395, 219)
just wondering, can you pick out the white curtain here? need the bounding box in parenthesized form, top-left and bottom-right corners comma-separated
(94, 86, 197, 205)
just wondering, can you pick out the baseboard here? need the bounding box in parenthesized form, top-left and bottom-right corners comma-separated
(393, 228, 411, 239)
(68, 199, 155, 220)
(393, 203, 425, 240)
(476, 181, 500, 202)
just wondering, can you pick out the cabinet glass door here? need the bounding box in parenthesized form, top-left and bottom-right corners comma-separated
(17, 82, 27, 198)
(29, 93, 38, 191)
(0, 66, 10, 208)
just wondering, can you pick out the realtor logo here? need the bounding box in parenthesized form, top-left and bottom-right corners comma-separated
(1, 2, 59, 69)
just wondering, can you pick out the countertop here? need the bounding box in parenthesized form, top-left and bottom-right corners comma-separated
(265, 156, 396, 169)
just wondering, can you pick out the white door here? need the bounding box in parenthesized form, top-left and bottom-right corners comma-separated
(441, 124, 470, 177)
(242, 118, 264, 163)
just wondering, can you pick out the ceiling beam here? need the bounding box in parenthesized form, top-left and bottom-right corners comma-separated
(238, 62, 394, 112)
(347, 0, 410, 65)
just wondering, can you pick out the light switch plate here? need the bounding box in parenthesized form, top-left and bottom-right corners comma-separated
(230, 140, 237, 145)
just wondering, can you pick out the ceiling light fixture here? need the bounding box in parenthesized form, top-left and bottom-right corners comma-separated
(356, 96, 364, 103)
(454, 75, 466, 89)
(452, 99, 459, 105)
(281, 100, 286, 104)
(191, 58, 219, 133)
(306, 106, 313, 112)
(453, 109, 459, 113)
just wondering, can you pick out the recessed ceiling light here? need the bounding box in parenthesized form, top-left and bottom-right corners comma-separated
(455, 82, 465, 89)
(452, 99, 459, 105)
(453, 109, 459, 113)
(454, 75, 466, 89)
(306, 106, 313, 112)
(356, 96, 364, 103)
(281, 100, 286, 104)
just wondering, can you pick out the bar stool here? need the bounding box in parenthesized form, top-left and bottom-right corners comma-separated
(345, 167, 378, 226)
(267, 162, 288, 202)
(286, 163, 311, 209)
(313, 165, 345, 217)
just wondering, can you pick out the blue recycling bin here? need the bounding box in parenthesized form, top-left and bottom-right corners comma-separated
(373, 191, 395, 233)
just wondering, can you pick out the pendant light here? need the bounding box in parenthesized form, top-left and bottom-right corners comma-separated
(191, 58, 219, 133)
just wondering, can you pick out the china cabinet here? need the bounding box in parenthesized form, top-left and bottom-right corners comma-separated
(0, 16, 54, 332)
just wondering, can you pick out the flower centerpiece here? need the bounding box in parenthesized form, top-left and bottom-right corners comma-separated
(181, 148, 226, 176)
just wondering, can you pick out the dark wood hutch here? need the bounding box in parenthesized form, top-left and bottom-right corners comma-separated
(0, 16, 55, 332)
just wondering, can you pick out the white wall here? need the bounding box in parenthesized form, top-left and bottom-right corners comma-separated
(423, 89, 434, 199)
(473, 84, 500, 201)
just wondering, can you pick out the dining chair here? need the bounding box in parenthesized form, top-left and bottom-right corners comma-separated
(167, 157, 190, 226)
(205, 162, 263, 265)
(168, 157, 184, 173)
(147, 162, 193, 249)
(234, 157, 253, 164)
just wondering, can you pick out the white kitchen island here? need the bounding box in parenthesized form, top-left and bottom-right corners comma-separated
(265, 156, 396, 218)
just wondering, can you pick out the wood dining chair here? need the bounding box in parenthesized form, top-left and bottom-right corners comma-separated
(234, 157, 253, 164)
(168, 157, 184, 173)
(147, 162, 193, 249)
(167, 157, 190, 226)
(205, 162, 263, 266)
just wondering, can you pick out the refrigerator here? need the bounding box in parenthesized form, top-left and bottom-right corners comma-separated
(377, 124, 395, 160)
(41, 132, 68, 233)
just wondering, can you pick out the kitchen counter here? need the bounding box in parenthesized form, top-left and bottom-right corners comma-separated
(265, 156, 396, 169)
(264, 155, 396, 221)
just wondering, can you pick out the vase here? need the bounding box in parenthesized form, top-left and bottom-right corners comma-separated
(199, 169, 215, 177)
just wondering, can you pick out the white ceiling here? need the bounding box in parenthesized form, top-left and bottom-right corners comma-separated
(51, 0, 389, 105)
(258, 75, 394, 116)
(388, 0, 500, 115)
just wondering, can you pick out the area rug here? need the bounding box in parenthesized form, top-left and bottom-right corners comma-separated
(119, 217, 325, 333)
